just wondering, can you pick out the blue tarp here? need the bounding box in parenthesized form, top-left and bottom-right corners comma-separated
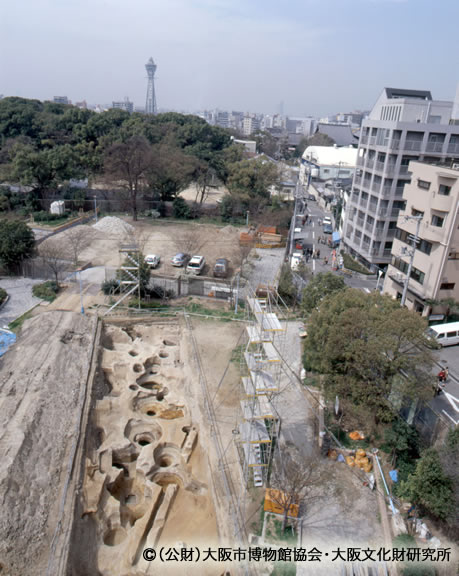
(389, 470, 398, 483)
(0, 329, 16, 357)
(332, 231, 341, 243)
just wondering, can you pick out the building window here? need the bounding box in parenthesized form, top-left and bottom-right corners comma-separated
(448, 251, 459, 260)
(395, 228, 432, 255)
(440, 283, 455, 290)
(411, 208, 424, 218)
(392, 257, 425, 285)
(439, 184, 451, 196)
(417, 179, 431, 190)
(431, 214, 444, 228)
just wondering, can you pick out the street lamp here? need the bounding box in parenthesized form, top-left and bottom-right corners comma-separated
(400, 215, 423, 307)
(375, 269, 384, 292)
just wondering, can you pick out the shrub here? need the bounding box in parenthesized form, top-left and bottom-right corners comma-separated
(172, 197, 190, 219)
(0, 219, 35, 271)
(32, 281, 59, 302)
(0, 287, 7, 305)
(101, 279, 121, 295)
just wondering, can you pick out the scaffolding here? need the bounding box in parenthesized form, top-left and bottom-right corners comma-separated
(238, 286, 288, 489)
(104, 243, 141, 316)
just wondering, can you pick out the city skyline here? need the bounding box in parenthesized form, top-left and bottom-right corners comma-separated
(1, 0, 458, 117)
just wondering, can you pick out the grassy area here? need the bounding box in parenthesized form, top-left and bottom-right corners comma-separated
(184, 300, 246, 321)
(8, 307, 37, 333)
(32, 281, 59, 302)
(342, 253, 373, 275)
(128, 298, 169, 309)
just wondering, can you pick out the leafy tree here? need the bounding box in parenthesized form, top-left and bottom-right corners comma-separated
(401, 448, 454, 521)
(294, 132, 336, 158)
(104, 135, 153, 220)
(226, 158, 279, 202)
(147, 143, 196, 201)
(303, 289, 433, 427)
(277, 264, 296, 305)
(172, 196, 191, 219)
(252, 130, 279, 157)
(300, 272, 346, 315)
(0, 219, 35, 271)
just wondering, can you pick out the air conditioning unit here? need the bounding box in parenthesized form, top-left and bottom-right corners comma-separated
(395, 273, 404, 282)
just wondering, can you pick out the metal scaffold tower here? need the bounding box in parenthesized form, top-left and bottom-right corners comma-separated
(104, 244, 141, 316)
(238, 286, 288, 489)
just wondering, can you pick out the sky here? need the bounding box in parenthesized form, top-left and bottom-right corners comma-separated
(1, 0, 458, 117)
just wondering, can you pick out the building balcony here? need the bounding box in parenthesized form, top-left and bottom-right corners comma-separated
(373, 228, 386, 239)
(430, 192, 453, 212)
(369, 136, 376, 146)
(365, 221, 374, 233)
(367, 202, 379, 215)
(447, 142, 459, 155)
(399, 166, 411, 175)
(425, 141, 444, 153)
(359, 198, 368, 209)
(356, 217, 365, 228)
(421, 222, 446, 243)
(404, 140, 422, 152)
(394, 186, 406, 197)
(374, 161, 386, 173)
(381, 186, 393, 198)
(360, 136, 368, 145)
(388, 139, 401, 151)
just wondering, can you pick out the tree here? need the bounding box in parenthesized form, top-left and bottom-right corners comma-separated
(63, 225, 96, 267)
(38, 238, 71, 285)
(277, 264, 296, 306)
(226, 158, 279, 202)
(172, 196, 190, 219)
(174, 228, 207, 256)
(303, 289, 434, 428)
(104, 136, 153, 220)
(252, 130, 279, 157)
(300, 272, 346, 316)
(147, 143, 196, 201)
(380, 419, 420, 469)
(0, 219, 35, 271)
(269, 454, 322, 533)
(401, 448, 454, 522)
(294, 132, 336, 158)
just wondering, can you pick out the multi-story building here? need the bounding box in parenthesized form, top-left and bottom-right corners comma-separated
(243, 114, 260, 136)
(53, 96, 70, 105)
(383, 161, 459, 315)
(343, 87, 459, 269)
(112, 99, 134, 113)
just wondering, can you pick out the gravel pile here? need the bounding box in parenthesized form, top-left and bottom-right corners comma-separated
(93, 216, 134, 237)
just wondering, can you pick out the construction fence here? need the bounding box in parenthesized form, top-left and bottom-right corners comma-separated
(105, 267, 247, 302)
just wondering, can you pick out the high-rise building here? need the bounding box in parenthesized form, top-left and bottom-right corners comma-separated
(53, 96, 70, 105)
(145, 57, 157, 115)
(342, 87, 459, 269)
(243, 114, 260, 136)
(112, 99, 134, 113)
(383, 161, 459, 315)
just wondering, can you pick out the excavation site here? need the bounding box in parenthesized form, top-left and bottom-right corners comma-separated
(68, 319, 219, 575)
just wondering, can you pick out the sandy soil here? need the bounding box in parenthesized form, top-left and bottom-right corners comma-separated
(0, 311, 97, 576)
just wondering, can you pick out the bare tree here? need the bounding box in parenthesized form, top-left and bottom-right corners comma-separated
(269, 453, 323, 533)
(174, 228, 207, 256)
(38, 239, 72, 286)
(104, 136, 153, 221)
(63, 225, 95, 267)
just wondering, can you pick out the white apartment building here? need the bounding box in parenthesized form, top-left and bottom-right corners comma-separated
(383, 161, 459, 315)
(243, 115, 260, 136)
(343, 87, 459, 269)
(111, 99, 134, 113)
(299, 145, 358, 184)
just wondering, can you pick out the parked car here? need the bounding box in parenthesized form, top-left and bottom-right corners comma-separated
(323, 216, 332, 225)
(323, 224, 333, 234)
(144, 254, 160, 268)
(186, 255, 206, 275)
(290, 252, 303, 271)
(213, 258, 229, 278)
(171, 253, 190, 267)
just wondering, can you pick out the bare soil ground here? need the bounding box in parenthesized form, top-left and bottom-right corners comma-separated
(0, 311, 97, 576)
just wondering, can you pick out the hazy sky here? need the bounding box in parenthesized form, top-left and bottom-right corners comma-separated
(1, 0, 458, 117)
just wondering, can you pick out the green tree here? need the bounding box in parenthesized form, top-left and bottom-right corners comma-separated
(300, 272, 346, 315)
(303, 289, 433, 427)
(172, 196, 190, 219)
(252, 130, 279, 157)
(0, 219, 35, 271)
(293, 132, 336, 158)
(226, 158, 279, 201)
(104, 136, 153, 220)
(401, 448, 454, 521)
(278, 264, 296, 306)
(147, 143, 196, 201)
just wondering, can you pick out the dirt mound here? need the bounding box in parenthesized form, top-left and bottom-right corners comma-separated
(0, 311, 97, 576)
(93, 216, 134, 237)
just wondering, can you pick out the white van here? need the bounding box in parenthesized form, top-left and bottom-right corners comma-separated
(186, 255, 206, 275)
(427, 322, 459, 347)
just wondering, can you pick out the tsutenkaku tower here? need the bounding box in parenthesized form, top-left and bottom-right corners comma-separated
(145, 57, 157, 114)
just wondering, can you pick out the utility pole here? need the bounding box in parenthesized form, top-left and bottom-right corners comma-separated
(400, 215, 423, 307)
(94, 195, 98, 223)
